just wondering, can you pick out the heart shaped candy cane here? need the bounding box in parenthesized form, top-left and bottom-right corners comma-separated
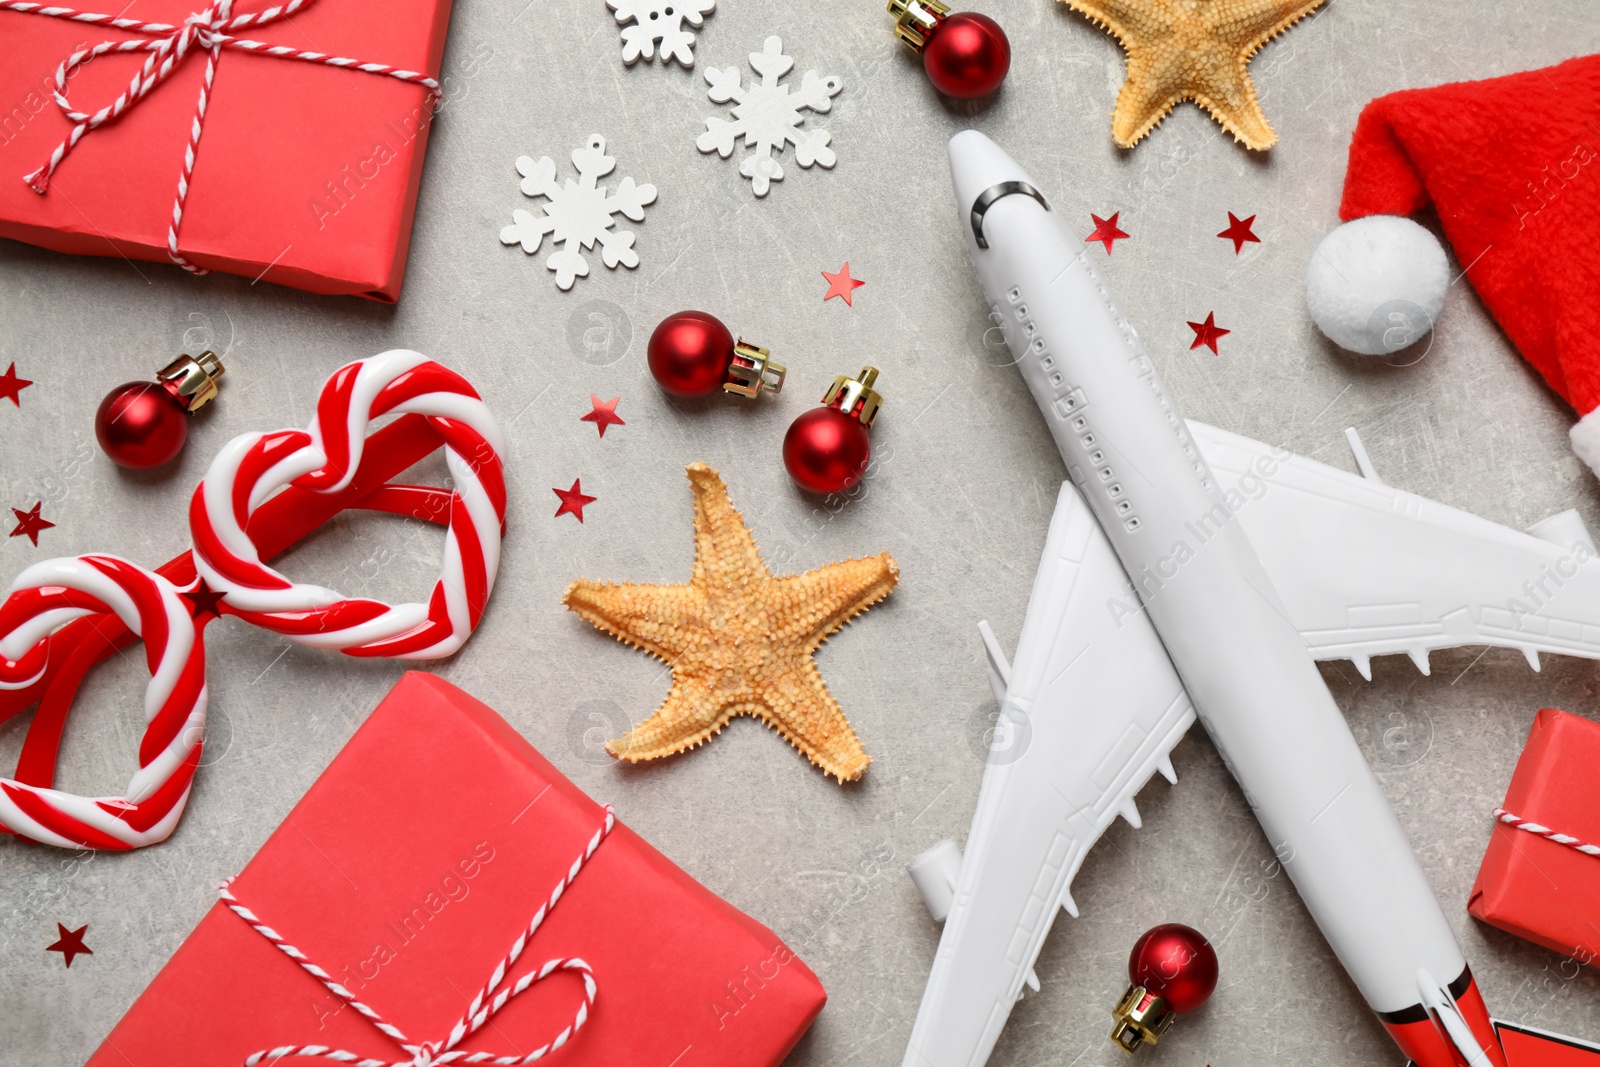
(0, 556, 204, 850)
(190, 350, 507, 659)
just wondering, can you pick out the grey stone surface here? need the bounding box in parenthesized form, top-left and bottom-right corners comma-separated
(3, 1, 1600, 1064)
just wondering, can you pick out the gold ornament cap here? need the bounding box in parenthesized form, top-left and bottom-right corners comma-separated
(724, 340, 786, 399)
(823, 366, 883, 427)
(887, 0, 949, 50)
(1110, 985, 1175, 1054)
(157, 351, 226, 413)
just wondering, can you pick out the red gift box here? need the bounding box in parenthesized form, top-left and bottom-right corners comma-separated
(0, 0, 452, 301)
(86, 672, 826, 1066)
(1468, 708, 1600, 964)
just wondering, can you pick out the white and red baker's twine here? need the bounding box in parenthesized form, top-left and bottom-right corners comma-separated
(220, 807, 616, 1067)
(0, 0, 441, 273)
(1493, 807, 1600, 858)
(0, 352, 504, 850)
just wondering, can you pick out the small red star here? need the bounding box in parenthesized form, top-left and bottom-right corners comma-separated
(580, 395, 625, 437)
(0, 363, 31, 407)
(1187, 312, 1231, 355)
(1085, 212, 1130, 254)
(183, 579, 228, 622)
(46, 923, 92, 967)
(1217, 212, 1260, 255)
(553, 479, 597, 523)
(9, 501, 55, 546)
(821, 262, 866, 306)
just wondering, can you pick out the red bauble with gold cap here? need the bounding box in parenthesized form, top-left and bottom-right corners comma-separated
(95, 352, 225, 469)
(783, 367, 884, 495)
(1130, 923, 1218, 1011)
(648, 310, 786, 400)
(1110, 923, 1218, 1054)
(888, 0, 1010, 99)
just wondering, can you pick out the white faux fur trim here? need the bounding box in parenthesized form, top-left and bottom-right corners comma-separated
(1571, 408, 1600, 480)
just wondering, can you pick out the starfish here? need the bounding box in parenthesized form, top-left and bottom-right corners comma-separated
(1062, 0, 1326, 150)
(562, 462, 897, 781)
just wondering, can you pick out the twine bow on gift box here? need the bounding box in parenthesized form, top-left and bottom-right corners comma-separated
(0, 0, 441, 273)
(219, 807, 617, 1067)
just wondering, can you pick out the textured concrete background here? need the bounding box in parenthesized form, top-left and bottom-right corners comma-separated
(3, 1, 1600, 1064)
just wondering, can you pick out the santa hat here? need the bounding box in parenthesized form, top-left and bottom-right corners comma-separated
(1305, 55, 1600, 476)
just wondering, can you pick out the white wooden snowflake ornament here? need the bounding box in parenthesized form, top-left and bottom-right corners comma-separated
(697, 36, 842, 198)
(607, 0, 714, 66)
(499, 134, 657, 291)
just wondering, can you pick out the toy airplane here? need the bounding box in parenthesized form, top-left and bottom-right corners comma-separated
(904, 131, 1600, 1067)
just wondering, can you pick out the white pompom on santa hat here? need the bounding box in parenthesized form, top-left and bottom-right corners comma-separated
(1305, 54, 1600, 476)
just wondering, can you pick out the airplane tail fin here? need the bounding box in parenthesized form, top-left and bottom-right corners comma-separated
(1389, 969, 1506, 1067)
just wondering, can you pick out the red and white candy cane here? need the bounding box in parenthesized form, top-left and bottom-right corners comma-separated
(192, 350, 507, 660)
(0, 354, 503, 849)
(219, 807, 616, 1067)
(0, 555, 204, 850)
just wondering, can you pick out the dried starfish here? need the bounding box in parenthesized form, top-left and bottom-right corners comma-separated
(562, 463, 898, 781)
(1063, 0, 1326, 150)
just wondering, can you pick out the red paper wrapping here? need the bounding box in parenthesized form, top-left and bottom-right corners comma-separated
(86, 672, 826, 1066)
(1468, 708, 1600, 964)
(0, 0, 454, 301)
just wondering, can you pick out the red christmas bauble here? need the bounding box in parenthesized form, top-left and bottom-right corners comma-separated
(649, 310, 736, 398)
(95, 381, 189, 469)
(924, 12, 1010, 99)
(1128, 924, 1218, 1013)
(783, 407, 871, 495)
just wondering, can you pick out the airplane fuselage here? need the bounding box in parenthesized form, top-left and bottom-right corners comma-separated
(935, 131, 1504, 1067)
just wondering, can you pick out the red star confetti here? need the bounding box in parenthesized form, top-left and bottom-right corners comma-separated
(1187, 312, 1231, 355)
(1217, 212, 1260, 255)
(553, 479, 597, 522)
(184, 579, 228, 622)
(46, 923, 92, 967)
(1085, 212, 1130, 254)
(10, 501, 55, 546)
(821, 262, 866, 306)
(580, 395, 625, 438)
(0, 363, 31, 407)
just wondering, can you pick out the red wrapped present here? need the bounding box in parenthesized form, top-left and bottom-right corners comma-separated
(1468, 708, 1600, 964)
(86, 672, 826, 1066)
(0, 0, 451, 301)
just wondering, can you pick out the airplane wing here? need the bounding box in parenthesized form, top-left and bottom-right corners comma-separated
(1191, 420, 1600, 679)
(904, 482, 1195, 1067)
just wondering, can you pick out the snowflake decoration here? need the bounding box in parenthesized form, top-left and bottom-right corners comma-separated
(499, 134, 657, 291)
(607, 0, 715, 67)
(696, 36, 842, 198)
